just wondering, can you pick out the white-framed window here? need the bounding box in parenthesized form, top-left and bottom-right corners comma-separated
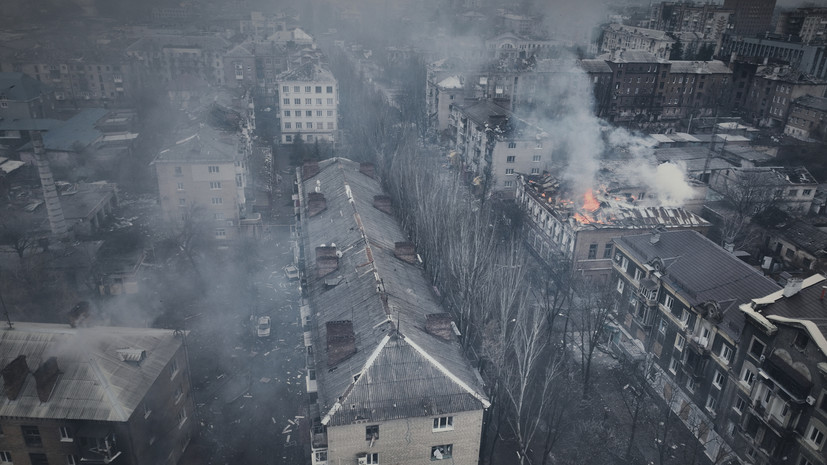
(294, 98, 301, 104)
(505, 169, 514, 175)
(621, 256, 629, 272)
(530, 168, 540, 174)
(433, 416, 454, 431)
(504, 180, 513, 187)
(177, 182, 184, 191)
(169, 358, 179, 378)
(749, 337, 765, 359)
(719, 344, 733, 364)
(211, 197, 223, 205)
(806, 424, 825, 450)
(0, 451, 10, 463)
(215, 229, 227, 238)
(284, 110, 291, 117)
(633, 268, 643, 282)
(283, 98, 290, 105)
(316, 110, 323, 117)
(327, 110, 334, 116)
(532, 155, 541, 162)
(282, 86, 289, 93)
(209, 181, 221, 190)
(305, 98, 312, 105)
(686, 377, 696, 393)
(679, 308, 689, 325)
(177, 407, 187, 428)
(668, 357, 679, 374)
(706, 394, 717, 413)
(712, 371, 725, 389)
(616, 279, 625, 294)
(59, 426, 73, 442)
(658, 318, 667, 335)
(208, 165, 219, 173)
(741, 367, 755, 387)
(675, 334, 686, 351)
(431, 444, 452, 460)
(174, 384, 184, 403)
(326, 86, 333, 93)
(734, 396, 746, 414)
(315, 451, 328, 462)
(664, 294, 674, 310)
(362, 453, 378, 464)
(305, 86, 311, 93)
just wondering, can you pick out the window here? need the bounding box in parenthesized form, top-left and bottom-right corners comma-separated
(316, 98, 322, 105)
(749, 338, 765, 359)
(588, 244, 598, 259)
(675, 334, 685, 351)
(505, 169, 514, 175)
(806, 424, 825, 449)
(803, 189, 812, 196)
(208, 165, 220, 173)
(307, 122, 313, 128)
(507, 142, 517, 148)
(59, 426, 73, 442)
(686, 377, 696, 392)
(506, 156, 516, 163)
(530, 168, 540, 174)
(315, 451, 328, 462)
(504, 181, 513, 187)
(28, 455, 47, 465)
(616, 279, 625, 294)
(326, 86, 333, 93)
(719, 344, 733, 364)
(362, 453, 378, 464)
(294, 86, 300, 92)
(305, 86, 311, 92)
(794, 331, 809, 350)
(706, 394, 717, 413)
(283, 98, 290, 105)
(366, 425, 379, 441)
(174, 166, 183, 176)
(169, 358, 179, 378)
(282, 86, 289, 93)
(0, 452, 11, 463)
(533, 155, 541, 162)
(431, 444, 452, 460)
(284, 122, 291, 129)
(433, 416, 453, 431)
(327, 122, 334, 129)
(305, 110, 312, 117)
(215, 229, 226, 238)
(669, 357, 679, 374)
(285, 135, 292, 142)
(316, 110, 323, 117)
(294, 98, 301, 105)
(177, 407, 187, 427)
(327, 110, 333, 116)
(22, 426, 41, 447)
(633, 268, 643, 282)
(658, 319, 667, 335)
(177, 182, 184, 191)
(67, 455, 79, 465)
(174, 384, 184, 403)
(741, 367, 755, 387)
(296, 123, 302, 129)
(735, 397, 746, 414)
(315, 86, 322, 93)
(789, 189, 798, 196)
(305, 98, 312, 105)
(179, 198, 186, 206)
(713, 371, 725, 389)
(211, 197, 223, 205)
(209, 181, 221, 189)
(664, 295, 674, 310)
(284, 110, 291, 117)
(679, 309, 689, 326)
(327, 98, 334, 104)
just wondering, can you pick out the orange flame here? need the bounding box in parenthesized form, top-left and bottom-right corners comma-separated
(573, 213, 593, 224)
(583, 189, 600, 212)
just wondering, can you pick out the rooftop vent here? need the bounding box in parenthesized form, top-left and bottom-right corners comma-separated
(650, 225, 666, 245)
(33, 357, 61, 402)
(307, 192, 327, 217)
(783, 277, 803, 298)
(302, 161, 320, 180)
(326, 320, 356, 367)
(394, 242, 417, 264)
(426, 313, 454, 341)
(316, 246, 339, 278)
(359, 162, 375, 179)
(1, 355, 29, 400)
(373, 195, 392, 215)
(116, 348, 147, 363)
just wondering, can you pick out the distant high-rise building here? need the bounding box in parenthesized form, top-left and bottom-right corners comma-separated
(724, 0, 777, 36)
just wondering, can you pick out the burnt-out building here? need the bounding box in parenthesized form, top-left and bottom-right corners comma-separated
(515, 173, 709, 280)
(734, 275, 827, 465)
(296, 159, 489, 465)
(610, 230, 781, 463)
(0, 323, 195, 465)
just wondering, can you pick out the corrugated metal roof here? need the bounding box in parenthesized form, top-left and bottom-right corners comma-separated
(616, 231, 781, 339)
(0, 324, 183, 422)
(300, 159, 488, 426)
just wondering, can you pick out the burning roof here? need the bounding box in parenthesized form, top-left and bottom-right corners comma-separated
(521, 173, 708, 230)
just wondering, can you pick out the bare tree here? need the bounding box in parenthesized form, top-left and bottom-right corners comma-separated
(714, 169, 781, 249)
(571, 279, 615, 398)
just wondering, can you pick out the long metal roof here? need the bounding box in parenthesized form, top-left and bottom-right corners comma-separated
(0, 323, 183, 422)
(300, 159, 488, 427)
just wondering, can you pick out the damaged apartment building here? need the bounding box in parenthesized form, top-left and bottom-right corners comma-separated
(516, 172, 709, 280)
(296, 159, 489, 465)
(0, 323, 195, 465)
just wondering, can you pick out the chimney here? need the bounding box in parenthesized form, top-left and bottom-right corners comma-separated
(359, 162, 375, 179)
(33, 357, 60, 402)
(302, 161, 320, 180)
(307, 192, 327, 217)
(316, 246, 339, 278)
(1, 355, 29, 400)
(724, 242, 735, 253)
(373, 195, 392, 215)
(783, 278, 803, 298)
(425, 313, 454, 341)
(326, 320, 356, 367)
(394, 242, 418, 264)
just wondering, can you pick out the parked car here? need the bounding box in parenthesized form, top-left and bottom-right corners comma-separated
(257, 316, 271, 338)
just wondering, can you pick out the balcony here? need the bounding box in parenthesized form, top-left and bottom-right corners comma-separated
(637, 278, 658, 307)
(77, 425, 122, 464)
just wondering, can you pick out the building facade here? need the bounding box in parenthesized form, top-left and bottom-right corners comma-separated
(277, 63, 338, 144)
(723, 0, 777, 37)
(784, 95, 827, 140)
(297, 159, 489, 465)
(0, 323, 195, 465)
(600, 24, 676, 60)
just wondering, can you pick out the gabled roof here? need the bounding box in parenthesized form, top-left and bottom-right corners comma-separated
(0, 324, 183, 422)
(225, 43, 254, 58)
(793, 94, 827, 112)
(155, 125, 238, 163)
(0, 72, 51, 101)
(301, 158, 488, 427)
(615, 230, 781, 339)
(771, 220, 827, 256)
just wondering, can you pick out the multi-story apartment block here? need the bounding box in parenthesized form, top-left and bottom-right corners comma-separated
(740, 65, 827, 128)
(0, 72, 54, 120)
(126, 35, 231, 86)
(277, 63, 338, 144)
(297, 158, 489, 465)
(0, 323, 195, 465)
(648, 2, 733, 43)
(660, 60, 733, 121)
(600, 24, 676, 60)
(709, 166, 818, 215)
(724, 0, 777, 37)
(448, 100, 551, 195)
(799, 9, 827, 44)
(720, 35, 827, 80)
(599, 51, 671, 124)
(610, 230, 781, 463)
(154, 124, 253, 240)
(516, 174, 709, 279)
(785, 95, 827, 140)
(734, 275, 827, 465)
(223, 43, 257, 89)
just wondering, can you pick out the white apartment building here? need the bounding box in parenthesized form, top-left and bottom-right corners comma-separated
(277, 63, 338, 144)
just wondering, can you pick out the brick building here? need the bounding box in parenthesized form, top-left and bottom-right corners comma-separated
(0, 323, 195, 465)
(297, 158, 489, 465)
(724, 0, 777, 37)
(785, 95, 827, 141)
(740, 65, 827, 128)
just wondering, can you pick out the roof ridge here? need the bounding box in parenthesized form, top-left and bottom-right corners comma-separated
(87, 354, 129, 422)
